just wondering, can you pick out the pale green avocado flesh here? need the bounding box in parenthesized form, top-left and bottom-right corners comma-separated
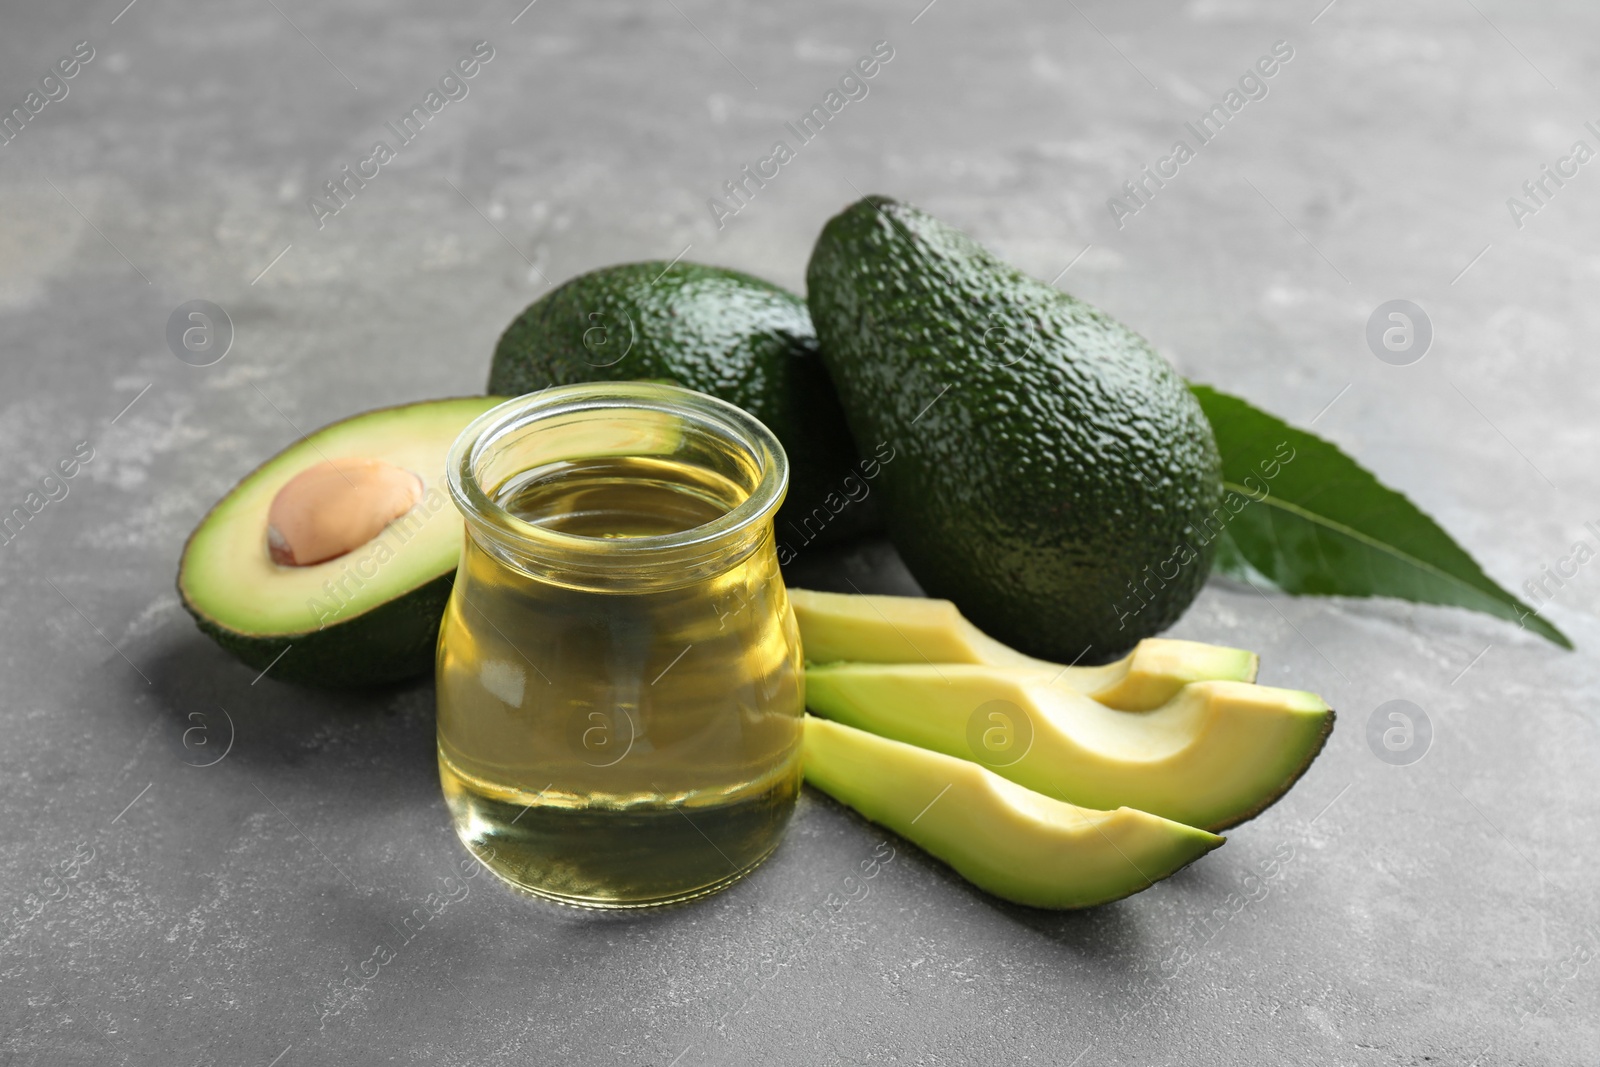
(178, 396, 505, 687)
(803, 715, 1223, 909)
(789, 588, 1258, 710)
(805, 665, 1334, 832)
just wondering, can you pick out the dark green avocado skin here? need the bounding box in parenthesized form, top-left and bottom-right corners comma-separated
(183, 573, 453, 688)
(805, 197, 1222, 663)
(488, 261, 877, 548)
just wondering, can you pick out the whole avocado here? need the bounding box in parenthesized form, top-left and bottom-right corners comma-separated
(489, 261, 877, 549)
(806, 197, 1222, 663)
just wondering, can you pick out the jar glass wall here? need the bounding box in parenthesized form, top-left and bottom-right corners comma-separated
(436, 383, 803, 908)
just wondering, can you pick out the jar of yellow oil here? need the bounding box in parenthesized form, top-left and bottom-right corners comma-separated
(436, 383, 804, 907)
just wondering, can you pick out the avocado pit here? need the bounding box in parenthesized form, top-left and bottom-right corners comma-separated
(266, 457, 424, 567)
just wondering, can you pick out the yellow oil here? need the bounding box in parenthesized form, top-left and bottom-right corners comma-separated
(436, 455, 803, 907)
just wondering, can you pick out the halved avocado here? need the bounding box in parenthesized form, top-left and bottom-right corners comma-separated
(790, 588, 1258, 711)
(178, 397, 505, 687)
(804, 715, 1223, 909)
(805, 665, 1334, 832)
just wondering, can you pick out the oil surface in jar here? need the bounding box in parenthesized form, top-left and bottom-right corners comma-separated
(436, 455, 803, 907)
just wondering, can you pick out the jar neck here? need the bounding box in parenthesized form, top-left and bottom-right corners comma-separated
(446, 384, 788, 592)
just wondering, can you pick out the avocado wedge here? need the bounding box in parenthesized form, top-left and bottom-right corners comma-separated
(790, 587, 1258, 711)
(805, 666, 1334, 832)
(804, 715, 1223, 909)
(178, 397, 504, 687)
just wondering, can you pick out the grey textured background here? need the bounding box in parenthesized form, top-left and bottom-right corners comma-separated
(3, 0, 1598, 1063)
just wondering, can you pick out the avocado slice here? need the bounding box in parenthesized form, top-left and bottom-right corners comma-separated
(790, 587, 1258, 711)
(806, 197, 1223, 663)
(804, 715, 1223, 909)
(178, 397, 504, 687)
(488, 261, 878, 549)
(805, 666, 1334, 832)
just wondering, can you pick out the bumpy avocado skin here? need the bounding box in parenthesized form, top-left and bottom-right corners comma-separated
(488, 261, 877, 548)
(805, 198, 1222, 663)
(183, 573, 452, 688)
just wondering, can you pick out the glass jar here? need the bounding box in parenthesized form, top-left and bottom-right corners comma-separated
(436, 382, 804, 908)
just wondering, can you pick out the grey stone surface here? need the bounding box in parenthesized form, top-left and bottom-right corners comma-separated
(2, 0, 1598, 1063)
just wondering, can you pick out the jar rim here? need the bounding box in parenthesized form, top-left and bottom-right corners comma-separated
(445, 382, 789, 573)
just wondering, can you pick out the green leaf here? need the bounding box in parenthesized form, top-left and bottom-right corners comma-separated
(1190, 384, 1571, 650)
